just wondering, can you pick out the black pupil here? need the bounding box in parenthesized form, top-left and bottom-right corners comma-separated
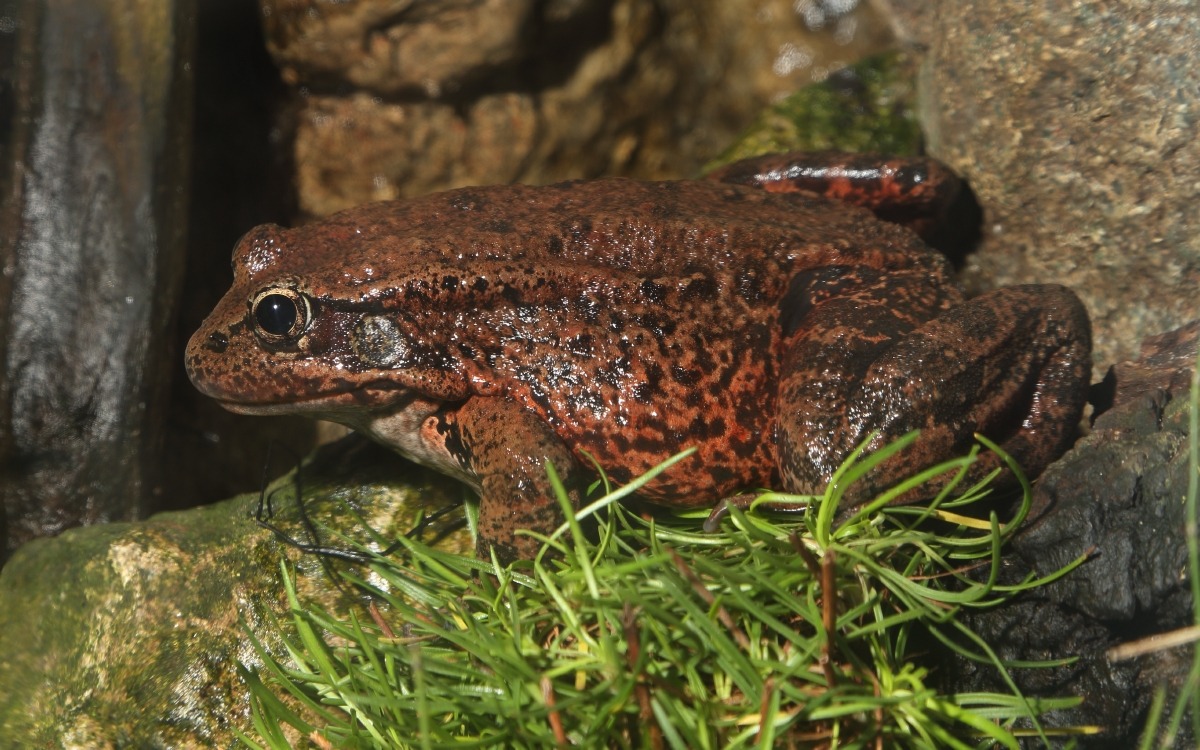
(255, 294, 299, 336)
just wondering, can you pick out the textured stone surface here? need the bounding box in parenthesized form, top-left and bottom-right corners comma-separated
(952, 321, 1200, 747)
(260, 0, 894, 217)
(1019, 322, 1199, 627)
(0, 438, 468, 748)
(263, 0, 543, 95)
(919, 0, 1200, 368)
(709, 51, 926, 166)
(0, 0, 194, 561)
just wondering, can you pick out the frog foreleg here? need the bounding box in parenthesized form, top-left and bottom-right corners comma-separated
(454, 398, 586, 564)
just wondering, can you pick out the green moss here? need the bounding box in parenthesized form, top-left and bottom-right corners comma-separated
(708, 50, 925, 170)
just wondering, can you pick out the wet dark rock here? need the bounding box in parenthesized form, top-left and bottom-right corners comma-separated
(1021, 322, 1199, 625)
(950, 321, 1200, 748)
(0, 0, 194, 562)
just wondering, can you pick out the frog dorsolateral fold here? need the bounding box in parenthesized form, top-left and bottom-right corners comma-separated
(186, 153, 1091, 562)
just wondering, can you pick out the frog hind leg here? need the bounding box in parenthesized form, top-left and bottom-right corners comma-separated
(707, 151, 961, 240)
(453, 397, 586, 564)
(776, 284, 1091, 504)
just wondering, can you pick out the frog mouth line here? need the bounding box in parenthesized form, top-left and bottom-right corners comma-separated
(213, 383, 416, 417)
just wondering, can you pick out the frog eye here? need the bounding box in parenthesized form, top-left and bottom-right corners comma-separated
(250, 288, 310, 342)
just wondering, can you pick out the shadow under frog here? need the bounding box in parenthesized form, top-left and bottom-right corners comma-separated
(186, 152, 1091, 564)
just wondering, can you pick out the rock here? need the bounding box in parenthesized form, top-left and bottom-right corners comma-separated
(0, 438, 470, 748)
(951, 321, 1200, 747)
(868, 0, 930, 47)
(917, 0, 1200, 367)
(258, 0, 894, 217)
(0, 0, 194, 562)
(707, 51, 926, 166)
(1020, 321, 1199, 625)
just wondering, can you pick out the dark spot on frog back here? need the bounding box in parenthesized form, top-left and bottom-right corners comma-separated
(680, 275, 718, 302)
(568, 218, 593, 243)
(630, 362, 666, 404)
(596, 355, 633, 389)
(604, 465, 634, 484)
(688, 414, 726, 440)
(671, 364, 700, 386)
(638, 279, 668, 303)
(566, 333, 595, 357)
(735, 268, 767, 302)
(571, 289, 608, 325)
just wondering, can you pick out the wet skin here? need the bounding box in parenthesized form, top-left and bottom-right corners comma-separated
(186, 153, 1091, 563)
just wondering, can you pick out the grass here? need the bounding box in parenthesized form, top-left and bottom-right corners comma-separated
(236, 431, 1100, 749)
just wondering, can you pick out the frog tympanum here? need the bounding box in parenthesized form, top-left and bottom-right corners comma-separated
(187, 153, 1091, 563)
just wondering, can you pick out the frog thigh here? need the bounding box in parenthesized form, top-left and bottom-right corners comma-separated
(776, 285, 1090, 502)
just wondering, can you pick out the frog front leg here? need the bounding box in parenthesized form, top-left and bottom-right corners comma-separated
(777, 284, 1091, 503)
(451, 397, 587, 563)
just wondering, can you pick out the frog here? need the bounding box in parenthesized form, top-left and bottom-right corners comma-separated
(186, 152, 1091, 563)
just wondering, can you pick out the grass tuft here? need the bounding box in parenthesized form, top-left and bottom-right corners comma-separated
(240, 435, 1091, 749)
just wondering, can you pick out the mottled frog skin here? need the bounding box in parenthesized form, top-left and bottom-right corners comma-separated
(187, 153, 1091, 562)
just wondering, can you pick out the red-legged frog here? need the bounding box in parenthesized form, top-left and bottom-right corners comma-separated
(186, 152, 1091, 563)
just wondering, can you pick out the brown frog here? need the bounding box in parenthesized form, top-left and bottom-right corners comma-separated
(186, 153, 1091, 563)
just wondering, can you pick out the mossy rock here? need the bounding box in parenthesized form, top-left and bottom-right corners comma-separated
(708, 50, 924, 170)
(0, 437, 470, 748)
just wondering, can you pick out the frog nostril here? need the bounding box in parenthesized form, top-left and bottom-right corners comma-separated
(205, 331, 229, 353)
